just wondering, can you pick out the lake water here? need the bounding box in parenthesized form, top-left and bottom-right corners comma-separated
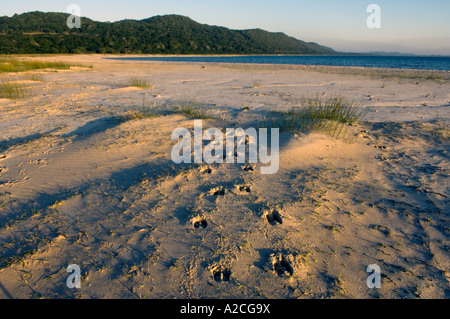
(109, 55, 450, 71)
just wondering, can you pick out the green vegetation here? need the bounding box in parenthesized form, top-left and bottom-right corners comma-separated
(252, 80, 262, 88)
(0, 58, 72, 72)
(121, 101, 174, 121)
(0, 81, 30, 99)
(178, 102, 213, 119)
(120, 100, 215, 122)
(23, 74, 45, 82)
(261, 94, 364, 137)
(128, 77, 154, 89)
(429, 120, 449, 141)
(0, 12, 335, 55)
(0, 57, 80, 99)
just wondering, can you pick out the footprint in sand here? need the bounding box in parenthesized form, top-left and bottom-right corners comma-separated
(213, 268, 232, 282)
(209, 186, 226, 196)
(372, 143, 388, 150)
(200, 165, 213, 174)
(270, 253, 294, 277)
(264, 209, 283, 225)
(193, 219, 208, 229)
(191, 215, 208, 229)
(370, 224, 392, 236)
(194, 220, 208, 229)
(376, 155, 390, 162)
(238, 185, 251, 193)
(242, 164, 255, 172)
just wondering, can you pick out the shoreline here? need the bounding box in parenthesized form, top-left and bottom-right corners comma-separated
(8, 54, 450, 82)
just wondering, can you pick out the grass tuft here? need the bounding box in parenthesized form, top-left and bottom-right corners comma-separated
(0, 81, 30, 99)
(261, 94, 364, 137)
(119, 100, 215, 122)
(23, 74, 45, 82)
(120, 100, 175, 121)
(252, 80, 262, 88)
(128, 77, 154, 89)
(177, 102, 213, 119)
(0, 58, 75, 73)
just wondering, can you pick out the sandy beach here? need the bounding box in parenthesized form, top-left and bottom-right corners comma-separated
(0, 55, 448, 299)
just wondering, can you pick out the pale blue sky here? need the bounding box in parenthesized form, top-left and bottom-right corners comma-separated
(2, 0, 450, 54)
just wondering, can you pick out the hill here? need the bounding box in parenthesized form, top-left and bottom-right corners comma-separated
(0, 12, 335, 55)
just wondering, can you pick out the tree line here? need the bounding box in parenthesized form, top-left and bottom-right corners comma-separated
(0, 12, 336, 55)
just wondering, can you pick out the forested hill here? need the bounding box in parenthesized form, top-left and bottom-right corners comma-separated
(0, 12, 336, 55)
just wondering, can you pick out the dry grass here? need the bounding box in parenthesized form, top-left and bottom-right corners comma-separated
(128, 77, 154, 89)
(120, 101, 174, 121)
(0, 81, 30, 99)
(261, 94, 364, 137)
(0, 58, 78, 73)
(177, 101, 213, 119)
(22, 74, 45, 82)
(119, 100, 215, 122)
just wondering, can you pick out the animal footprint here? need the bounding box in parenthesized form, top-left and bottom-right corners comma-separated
(191, 215, 208, 229)
(238, 185, 251, 193)
(213, 268, 232, 282)
(370, 224, 392, 236)
(376, 155, 389, 161)
(372, 143, 387, 150)
(270, 253, 294, 277)
(209, 186, 226, 196)
(264, 209, 283, 225)
(200, 165, 213, 174)
(194, 219, 208, 229)
(242, 164, 255, 172)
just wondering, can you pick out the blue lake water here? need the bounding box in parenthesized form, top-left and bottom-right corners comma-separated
(109, 55, 450, 71)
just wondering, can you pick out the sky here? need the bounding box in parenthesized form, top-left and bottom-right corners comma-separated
(2, 0, 450, 55)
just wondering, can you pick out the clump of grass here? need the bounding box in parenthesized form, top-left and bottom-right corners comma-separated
(252, 80, 262, 88)
(120, 100, 175, 121)
(23, 74, 45, 82)
(0, 58, 75, 73)
(120, 100, 215, 122)
(0, 81, 30, 99)
(430, 120, 449, 141)
(128, 77, 154, 89)
(177, 102, 213, 119)
(261, 94, 364, 137)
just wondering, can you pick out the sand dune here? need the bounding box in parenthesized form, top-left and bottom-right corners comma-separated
(0, 55, 448, 299)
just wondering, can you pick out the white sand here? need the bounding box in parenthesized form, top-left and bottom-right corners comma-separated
(0, 55, 448, 299)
